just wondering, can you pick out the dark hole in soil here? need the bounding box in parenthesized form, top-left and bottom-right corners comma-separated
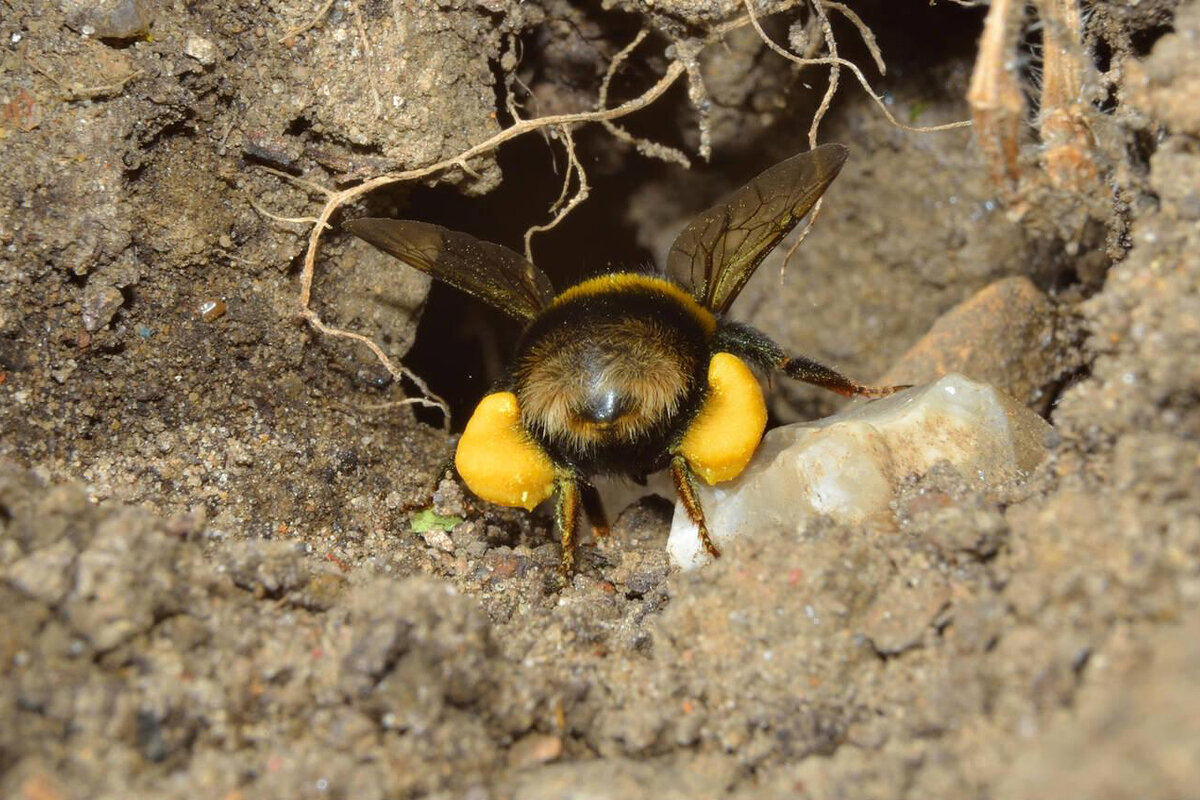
(1129, 23, 1174, 56)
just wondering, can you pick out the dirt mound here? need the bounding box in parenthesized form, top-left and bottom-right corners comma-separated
(3, 0, 1199, 797)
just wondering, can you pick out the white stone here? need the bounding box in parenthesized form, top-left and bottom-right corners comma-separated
(668, 374, 1054, 570)
(185, 35, 218, 66)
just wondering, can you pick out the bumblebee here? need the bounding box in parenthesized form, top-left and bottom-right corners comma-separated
(347, 144, 904, 580)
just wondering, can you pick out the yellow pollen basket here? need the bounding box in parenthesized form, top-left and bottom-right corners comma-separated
(680, 352, 768, 485)
(455, 392, 556, 511)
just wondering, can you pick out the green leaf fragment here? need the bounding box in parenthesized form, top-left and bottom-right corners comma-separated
(409, 508, 462, 533)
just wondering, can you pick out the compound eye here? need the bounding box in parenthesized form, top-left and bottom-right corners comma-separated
(455, 392, 556, 511)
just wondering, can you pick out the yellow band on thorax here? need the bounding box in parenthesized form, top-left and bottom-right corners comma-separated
(552, 273, 716, 336)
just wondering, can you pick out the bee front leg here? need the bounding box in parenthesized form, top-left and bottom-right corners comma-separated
(670, 455, 721, 559)
(554, 476, 581, 584)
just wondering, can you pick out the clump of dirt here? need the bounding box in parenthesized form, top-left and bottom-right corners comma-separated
(3, 0, 1200, 797)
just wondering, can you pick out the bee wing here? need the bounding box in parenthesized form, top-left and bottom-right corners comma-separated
(345, 218, 556, 322)
(666, 143, 849, 315)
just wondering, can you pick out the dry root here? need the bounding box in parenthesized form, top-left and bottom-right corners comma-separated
(1037, 0, 1100, 192)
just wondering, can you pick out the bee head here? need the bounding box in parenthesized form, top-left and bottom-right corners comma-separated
(516, 317, 698, 453)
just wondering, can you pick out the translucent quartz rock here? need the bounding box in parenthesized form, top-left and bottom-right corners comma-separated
(668, 374, 1054, 570)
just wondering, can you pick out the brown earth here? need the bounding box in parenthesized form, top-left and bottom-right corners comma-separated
(2, 0, 1199, 798)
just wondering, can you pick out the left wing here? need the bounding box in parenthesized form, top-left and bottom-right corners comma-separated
(345, 218, 556, 322)
(666, 143, 848, 315)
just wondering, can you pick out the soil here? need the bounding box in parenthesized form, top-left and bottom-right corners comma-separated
(2, 0, 1199, 798)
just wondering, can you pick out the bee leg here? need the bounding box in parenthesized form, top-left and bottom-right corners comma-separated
(670, 455, 721, 559)
(579, 482, 611, 539)
(716, 322, 909, 399)
(554, 476, 581, 584)
(779, 354, 910, 399)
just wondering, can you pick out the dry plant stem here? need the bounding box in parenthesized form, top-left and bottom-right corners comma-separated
(742, 0, 972, 138)
(548, 130, 579, 213)
(968, 0, 1027, 197)
(28, 56, 143, 100)
(501, 35, 540, 130)
(66, 70, 143, 100)
(781, 0, 837, 276)
(523, 126, 590, 263)
(278, 0, 335, 43)
(740, 0, 969, 279)
(1036, 0, 1098, 190)
(287, 61, 686, 424)
(660, 35, 712, 162)
(712, 0, 801, 37)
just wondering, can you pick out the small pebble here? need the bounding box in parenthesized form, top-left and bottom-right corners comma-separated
(52, 359, 78, 384)
(506, 733, 563, 769)
(199, 299, 227, 322)
(880, 276, 1057, 408)
(66, 0, 153, 39)
(419, 527, 455, 553)
(185, 35, 218, 66)
(82, 284, 124, 332)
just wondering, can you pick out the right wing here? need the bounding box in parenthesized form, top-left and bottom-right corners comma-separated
(666, 143, 849, 315)
(344, 218, 556, 322)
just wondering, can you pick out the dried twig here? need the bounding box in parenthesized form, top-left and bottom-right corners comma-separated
(250, 199, 327, 228)
(257, 165, 338, 198)
(67, 69, 144, 100)
(1036, 0, 1098, 191)
(28, 56, 143, 101)
(967, 0, 1026, 197)
(738, 0, 970, 280)
(305, 312, 450, 420)
(297, 59, 685, 308)
(712, 0, 802, 37)
(523, 126, 590, 263)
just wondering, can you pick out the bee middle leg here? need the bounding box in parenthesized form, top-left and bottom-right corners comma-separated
(579, 482, 610, 539)
(554, 476, 581, 583)
(670, 455, 720, 559)
(717, 321, 909, 399)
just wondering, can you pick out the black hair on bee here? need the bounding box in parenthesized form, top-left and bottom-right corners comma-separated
(345, 144, 907, 583)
